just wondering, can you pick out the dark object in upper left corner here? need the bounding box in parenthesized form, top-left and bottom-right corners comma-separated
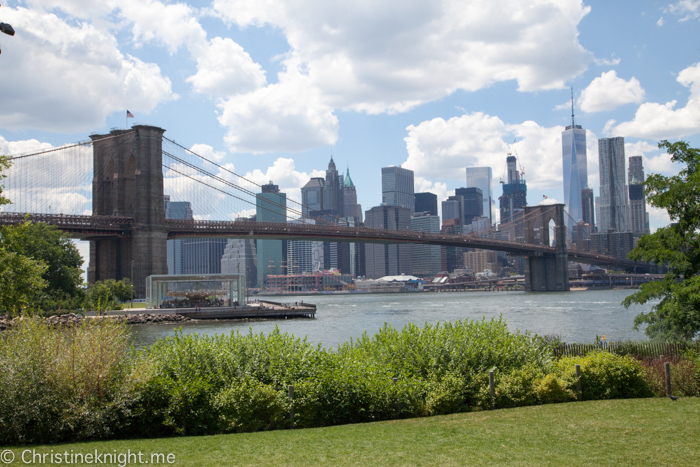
(0, 22, 14, 36)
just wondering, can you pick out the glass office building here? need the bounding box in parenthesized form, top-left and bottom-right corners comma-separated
(466, 167, 493, 224)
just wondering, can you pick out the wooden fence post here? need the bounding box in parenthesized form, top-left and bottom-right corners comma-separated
(575, 364, 582, 401)
(288, 385, 294, 426)
(392, 377, 398, 385)
(489, 369, 495, 409)
(664, 362, 672, 397)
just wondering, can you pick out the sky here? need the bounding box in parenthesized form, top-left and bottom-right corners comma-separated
(1, 0, 699, 240)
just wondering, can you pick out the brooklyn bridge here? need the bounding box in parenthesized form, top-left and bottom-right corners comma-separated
(0, 125, 650, 296)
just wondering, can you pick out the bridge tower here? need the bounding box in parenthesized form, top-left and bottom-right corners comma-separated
(87, 125, 168, 297)
(523, 203, 570, 292)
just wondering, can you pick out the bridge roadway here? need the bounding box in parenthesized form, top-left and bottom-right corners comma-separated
(0, 212, 646, 269)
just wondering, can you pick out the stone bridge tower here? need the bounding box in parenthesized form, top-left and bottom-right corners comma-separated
(523, 203, 570, 292)
(87, 125, 168, 297)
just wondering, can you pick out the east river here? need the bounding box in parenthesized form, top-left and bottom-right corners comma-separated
(130, 288, 655, 349)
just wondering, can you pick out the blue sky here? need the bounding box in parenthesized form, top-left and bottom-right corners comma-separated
(1, 0, 699, 235)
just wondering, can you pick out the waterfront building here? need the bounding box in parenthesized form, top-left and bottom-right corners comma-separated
(598, 137, 629, 232)
(463, 249, 498, 274)
(182, 238, 228, 274)
(164, 195, 193, 275)
(561, 96, 588, 228)
(364, 205, 412, 278)
(442, 218, 464, 272)
(466, 167, 493, 224)
(256, 182, 287, 287)
(414, 192, 438, 216)
(382, 166, 415, 213)
(590, 231, 635, 259)
(499, 155, 527, 224)
(455, 187, 483, 225)
(410, 212, 442, 278)
(286, 219, 324, 275)
(628, 156, 649, 235)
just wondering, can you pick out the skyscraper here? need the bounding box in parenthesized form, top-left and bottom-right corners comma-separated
(598, 137, 629, 233)
(221, 236, 258, 288)
(410, 212, 441, 277)
(499, 155, 527, 224)
(628, 156, 649, 235)
(455, 187, 483, 225)
(561, 90, 588, 228)
(466, 167, 493, 224)
(301, 177, 324, 218)
(323, 156, 343, 218)
(382, 166, 415, 213)
(414, 192, 438, 216)
(364, 205, 412, 278)
(256, 182, 287, 287)
(164, 195, 193, 275)
(441, 197, 462, 223)
(342, 167, 362, 223)
(581, 187, 595, 229)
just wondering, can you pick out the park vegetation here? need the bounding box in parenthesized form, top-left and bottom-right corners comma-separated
(1, 317, 698, 445)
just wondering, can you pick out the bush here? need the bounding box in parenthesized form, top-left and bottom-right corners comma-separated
(640, 353, 700, 397)
(425, 372, 468, 415)
(554, 351, 653, 400)
(214, 377, 288, 433)
(535, 374, 576, 404)
(0, 318, 133, 444)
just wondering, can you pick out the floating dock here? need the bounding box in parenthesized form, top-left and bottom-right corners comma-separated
(163, 300, 316, 320)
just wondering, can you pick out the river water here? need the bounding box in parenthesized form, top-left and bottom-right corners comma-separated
(130, 289, 653, 349)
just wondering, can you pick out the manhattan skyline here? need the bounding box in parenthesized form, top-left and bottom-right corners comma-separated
(0, 0, 697, 236)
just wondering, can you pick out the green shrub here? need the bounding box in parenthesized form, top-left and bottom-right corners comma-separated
(554, 351, 653, 400)
(0, 318, 133, 444)
(535, 374, 576, 404)
(213, 377, 288, 433)
(425, 372, 467, 415)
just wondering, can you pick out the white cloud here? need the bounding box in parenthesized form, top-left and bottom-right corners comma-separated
(667, 0, 700, 21)
(657, 16, 665, 26)
(189, 143, 226, 162)
(593, 57, 621, 66)
(207, 0, 593, 152)
(0, 135, 53, 156)
(186, 37, 267, 96)
(402, 112, 567, 196)
(605, 63, 700, 139)
(0, 6, 175, 132)
(540, 197, 561, 205)
(218, 70, 339, 153)
(648, 206, 671, 233)
(242, 158, 325, 206)
(578, 71, 645, 113)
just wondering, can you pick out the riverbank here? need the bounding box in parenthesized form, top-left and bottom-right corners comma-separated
(7, 398, 697, 466)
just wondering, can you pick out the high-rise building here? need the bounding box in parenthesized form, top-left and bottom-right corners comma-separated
(455, 187, 483, 225)
(466, 167, 493, 224)
(598, 137, 629, 232)
(414, 192, 438, 216)
(221, 237, 258, 288)
(410, 212, 441, 277)
(463, 249, 498, 274)
(441, 219, 464, 272)
(382, 166, 414, 213)
(561, 92, 588, 228)
(581, 187, 595, 230)
(182, 238, 228, 274)
(286, 219, 324, 275)
(442, 197, 462, 223)
(499, 155, 527, 224)
(256, 182, 287, 287)
(343, 167, 363, 223)
(364, 205, 412, 278)
(164, 195, 193, 275)
(323, 157, 343, 218)
(301, 177, 324, 218)
(628, 156, 649, 235)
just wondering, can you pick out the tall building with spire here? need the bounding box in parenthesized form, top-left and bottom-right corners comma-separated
(562, 88, 589, 230)
(499, 154, 527, 224)
(323, 156, 343, 218)
(342, 167, 362, 223)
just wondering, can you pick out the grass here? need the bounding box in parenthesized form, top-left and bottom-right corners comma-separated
(7, 398, 698, 466)
(120, 302, 147, 309)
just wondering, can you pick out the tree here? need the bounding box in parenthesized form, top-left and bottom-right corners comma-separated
(623, 140, 700, 341)
(0, 220, 85, 310)
(0, 249, 47, 316)
(0, 154, 9, 206)
(85, 279, 134, 312)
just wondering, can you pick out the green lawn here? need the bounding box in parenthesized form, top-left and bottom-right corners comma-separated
(121, 302, 147, 309)
(7, 398, 698, 466)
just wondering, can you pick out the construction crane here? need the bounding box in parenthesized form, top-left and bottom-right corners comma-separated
(0, 4, 15, 55)
(499, 139, 525, 184)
